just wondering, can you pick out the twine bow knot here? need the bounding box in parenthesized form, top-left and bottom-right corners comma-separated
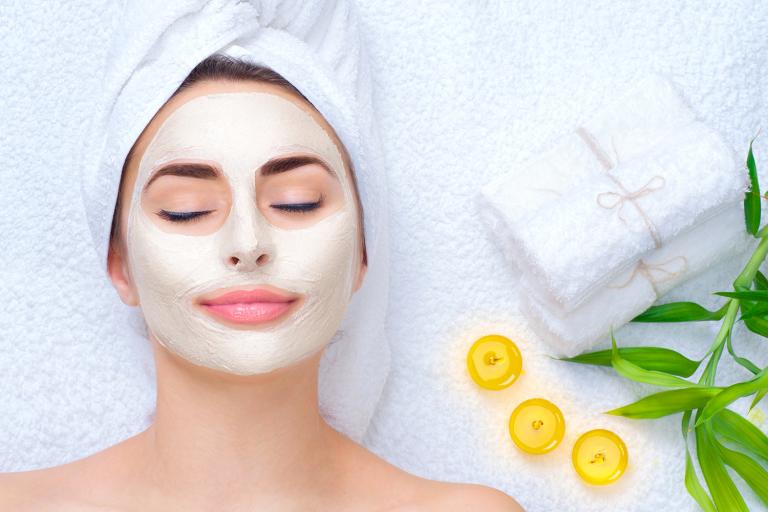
(607, 255, 689, 294)
(596, 174, 667, 248)
(575, 126, 667, 249)
(574, 126, 688, 296)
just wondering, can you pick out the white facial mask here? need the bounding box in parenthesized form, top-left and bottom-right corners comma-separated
(125, 92, 360, 375)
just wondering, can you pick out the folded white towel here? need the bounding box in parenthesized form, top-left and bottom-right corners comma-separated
(478, 73, 698, 230)
(477, 73, 751, 356)
(506, 121, 746, 313)
(517, 200, 751, 357)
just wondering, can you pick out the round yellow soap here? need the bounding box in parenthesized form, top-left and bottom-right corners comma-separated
(508, 398, 565, 454)
(466, 334, 522, 390)
(572, 429, 628, 485)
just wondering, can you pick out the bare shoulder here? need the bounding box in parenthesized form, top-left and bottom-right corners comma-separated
(422, 481, 525, 512)
(0, 445, 128, 512)
(336, 435, 523, 512)
(0, 467, 74, 511)
(0, 470, 34, 510)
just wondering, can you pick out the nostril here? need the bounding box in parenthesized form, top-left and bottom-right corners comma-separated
(228, 254, 268, 268)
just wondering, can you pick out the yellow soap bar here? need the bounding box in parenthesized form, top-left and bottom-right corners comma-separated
(572, 429, 628, 485)
(508, 398, 565, 454)
(466, 334, 522, 390)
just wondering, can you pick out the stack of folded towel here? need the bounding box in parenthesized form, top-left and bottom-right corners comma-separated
(477, 73, 752, 357)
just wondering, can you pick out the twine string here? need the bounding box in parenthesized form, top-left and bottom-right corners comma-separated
(607, 255, 690, 295)
(574, 125, 686, 295)
(596, 174, 667, 248)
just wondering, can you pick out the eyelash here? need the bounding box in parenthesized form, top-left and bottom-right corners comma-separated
(156, 197, 323, 223)
(157, 210, 212, 223)
(271, 200, 322, 214)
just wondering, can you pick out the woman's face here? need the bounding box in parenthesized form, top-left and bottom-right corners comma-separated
(109, 80, 366, 375)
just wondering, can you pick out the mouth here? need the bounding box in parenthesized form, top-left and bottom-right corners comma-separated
(195, 286, 302, 326)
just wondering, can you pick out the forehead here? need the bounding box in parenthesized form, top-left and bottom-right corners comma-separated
(140, 92, 342, 172)
(128, 80, 349, 180)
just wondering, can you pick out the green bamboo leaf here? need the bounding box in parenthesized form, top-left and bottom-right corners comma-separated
(711, 408, 768, 463)
(682, 410, 716, 512)
(715, 290, 768, 302)
(701, 339, 728, 386)
(736, 300, 768, 320)
(744, 315, 768, 338)
(725, 330, 761, 375)
(740, 274, 768, 320)
(730, 280, 768, 331)
(701, 302, 740, 366)
(559, 346, 700, 377)
(632, 301, 729, 323)
(750, 388, 767, 412)
(713, 438, 768, 506)
(609, 334, 698, 388)
(744, 136, 761, 236)
(696, 419, 749, 512)
(606, 387, 722, 419)
(754, 270, 768, 290)
(697, 366, 768, 426)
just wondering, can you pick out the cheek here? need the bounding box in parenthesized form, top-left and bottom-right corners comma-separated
(127, 210, 223, 299)
(279, 209, 359, 281)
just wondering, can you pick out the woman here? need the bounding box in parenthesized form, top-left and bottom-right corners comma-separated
(0, 55, 523, 511)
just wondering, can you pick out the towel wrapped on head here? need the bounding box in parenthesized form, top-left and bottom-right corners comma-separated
(78, 0, 391, 443)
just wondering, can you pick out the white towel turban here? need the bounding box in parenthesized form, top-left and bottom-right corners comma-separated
(78, 0, 391, 443)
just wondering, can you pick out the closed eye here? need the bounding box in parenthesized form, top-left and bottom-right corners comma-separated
(156, 199, 323, 223)
(271, 200, 322, 214)
(157, 209, 213, 223)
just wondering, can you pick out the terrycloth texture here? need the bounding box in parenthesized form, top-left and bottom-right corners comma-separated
(3, 2, 768, 512)
(76, 0, 391, 444)
(353, 2, 768, 512)
(477, 73, 698, 250)
(477, 75, 750, 315)
(518, 201, 751, 357)
(476, 74, 751, 356)
(479, 74, 699, 221)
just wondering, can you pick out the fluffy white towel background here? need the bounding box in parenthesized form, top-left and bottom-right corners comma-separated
(2, 2, 768, 512)
(355, 2, 768, 511)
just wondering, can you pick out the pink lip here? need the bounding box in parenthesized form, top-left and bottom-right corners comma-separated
(197, 287, 301, 326)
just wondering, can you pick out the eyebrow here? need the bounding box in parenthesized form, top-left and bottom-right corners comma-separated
(144, 163, 219, 191)
(144, 155, 338, 190)
(259, 155, 339, 180)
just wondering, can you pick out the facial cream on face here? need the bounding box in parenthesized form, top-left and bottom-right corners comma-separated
(125, 92, 360, 375)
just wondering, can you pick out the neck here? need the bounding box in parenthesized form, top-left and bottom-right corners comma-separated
(134, 333, 345, 506)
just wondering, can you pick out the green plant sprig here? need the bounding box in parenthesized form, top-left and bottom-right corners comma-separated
(559, 133, 768, 511)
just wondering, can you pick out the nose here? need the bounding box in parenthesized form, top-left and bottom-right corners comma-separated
(228, 246, 270, 272)
(223, 199, 273, 273)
